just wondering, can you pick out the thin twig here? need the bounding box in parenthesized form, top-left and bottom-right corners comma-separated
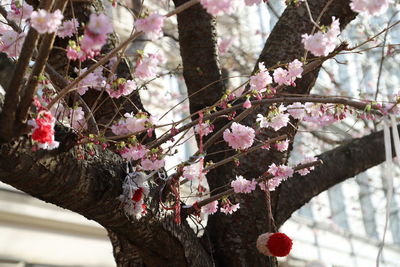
(182, 160, 323, 214)
(47, 0, 200, 109)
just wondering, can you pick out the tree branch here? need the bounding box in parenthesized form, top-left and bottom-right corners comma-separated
(0, 0, 54, 142)
(0, 139, 211, 266)
(17, 1, 69, 124)
(173, 0, 225, 115)
(274, 125, 394, 226)
(203, 1, 357, 266)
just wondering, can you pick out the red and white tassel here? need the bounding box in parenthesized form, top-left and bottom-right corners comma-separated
(256, 232, 293, 257)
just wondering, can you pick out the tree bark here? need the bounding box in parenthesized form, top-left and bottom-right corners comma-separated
(0, 1, 394, 267)
(170, 0, 357, 266)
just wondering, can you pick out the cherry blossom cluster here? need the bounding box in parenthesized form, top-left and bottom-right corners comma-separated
(115, 130, 165, 172)
(1, 0, 394, 229)
(302, 17, 340, 57)
(135, 51, 166, 80)
(201, 200, 219, 215)
(194, 122, 214, 136)
(262, 163, 294, 191)
(8, 1, 32, 22)
(183, 163, 206, 181)
(67, 14, 113, 61)
(350, 0, 389, 15)
(57, 19, 79, 39)
(223, 122, 255, 150)
(0, 24, 25, 57)
(250, 62, 274, 97)
(199, 0, 264, 16)
(30, 9, 63, 34)
(111, 112, 155, 136)
(118, 172, 149, 218)
(200, 198, 240, 216)
(272, 59, 303, 86)
(51, 104, 88, 131)
(220, 198, 241, 214)
(256, 101, 351, 135)
(257, 104, 290, 131)
(231, 175, 257, 193)
(227, 157, 318, 205)
(72, 62, 138, 99)
(135, 13, 165, 40)
(106, 78, 137, 99)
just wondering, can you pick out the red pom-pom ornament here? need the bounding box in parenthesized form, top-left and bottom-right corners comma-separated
(256, 232, 292, 257)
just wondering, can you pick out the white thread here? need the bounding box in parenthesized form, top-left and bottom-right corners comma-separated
(376, 118, 394, 266)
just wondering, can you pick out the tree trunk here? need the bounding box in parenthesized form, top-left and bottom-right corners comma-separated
(1, 1, 395, 266)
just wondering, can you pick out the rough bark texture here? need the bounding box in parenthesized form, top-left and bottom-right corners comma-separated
(0, 137, 212, 266)
(274, 126, 393, 226)
(186, 1, 357, 266)
(0, 0, 393, 266)
(173, 0, 225, 116)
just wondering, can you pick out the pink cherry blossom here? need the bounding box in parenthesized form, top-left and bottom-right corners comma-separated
(30, 9, 63, 34)
(275, 139, 289, 152)
(287, 102, 305, 120)
(135, 52, 164, 80)
(288, 59, 303, 80)
(302, 17, 340, 57)
(223, 122, 255, 150)
(140, 158, 165, 171)
(245, 0, 262, 6)
(200, 0, 239, 16)
(194, 122, 214, 136)
(57, 19, 79, 38)
(75, 67, 106, 95)
(7, 2, 33, 23)
(273, 67, 291, 86)
(295, 156, 317, 176)
(231, 175, 257, 194)
(125, 115, 148, 133)
(268, 163, 294, 180)
(87, 13, 113, 35)
(220, 201, 240, 215)
(259, 178, 283, 191)
(202, 201, 218, 215)
(66, 46, 80, 60)
(304, 103, 324, 117)
(183, 164, 205, 181)
(0, 30, 25, 57)
(250, 62, 272, 92)
(257, 105, 290, 131)
(111, 120, 130, 135)
(135, 13, 165, 40)
(80, 32, 107, 56)
(0, 24, 12, 35)
(302, 32, 327, 57)
(350, 0, 389, 15)
(120, 145, 148, 161)
(69, 107, 87, 130)
(77, 13, 113, 60)
(107, 79, 137, 98)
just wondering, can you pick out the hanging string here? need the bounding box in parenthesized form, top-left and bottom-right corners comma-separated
(376, 117, 395, 266)
(265, 180, 277, 232)
(198, 111, 205, 194)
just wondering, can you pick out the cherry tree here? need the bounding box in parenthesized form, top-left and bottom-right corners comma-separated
(0, 0, 398, 266)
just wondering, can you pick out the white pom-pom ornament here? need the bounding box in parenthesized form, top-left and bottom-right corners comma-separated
(256, 232, 293, 257)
